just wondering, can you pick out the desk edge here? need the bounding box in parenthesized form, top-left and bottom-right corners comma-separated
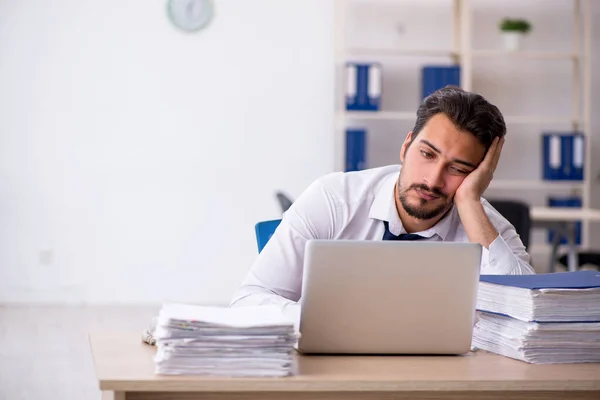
(98, 379, 600, 392)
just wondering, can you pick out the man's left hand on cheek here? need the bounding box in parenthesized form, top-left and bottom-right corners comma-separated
(454, 136, 505, 249)
(455, 136, 505, 206)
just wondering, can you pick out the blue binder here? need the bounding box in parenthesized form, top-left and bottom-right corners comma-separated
(571, 132, 585, 180)
(561, 134, 573, 179)
(345, 62, 382, 111)
(421, 65, 460, 99)
(345, 129, 367, 172)
(542, 132, 585, 180)
(547, 196, 582, 245)
(542, 134, 562, 180)
(480, 270, 600, 290)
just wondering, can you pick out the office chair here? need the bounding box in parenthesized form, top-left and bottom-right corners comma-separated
(557, 252, 600, 271)
(255, 219, 281, 253)
(275, 191, 294, 213)
(488, 199, 531, 251)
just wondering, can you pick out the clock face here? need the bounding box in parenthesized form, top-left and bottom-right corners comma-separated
(167, 0, 214, 32)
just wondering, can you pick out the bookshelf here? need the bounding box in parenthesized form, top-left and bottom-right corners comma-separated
(346, 111, 576, 125)
(333, 0, 593, 249)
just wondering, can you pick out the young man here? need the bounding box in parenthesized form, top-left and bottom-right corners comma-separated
(230, 86, 535, 323)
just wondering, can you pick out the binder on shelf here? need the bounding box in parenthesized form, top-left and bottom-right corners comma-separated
(421, 65, 460, 100)
(542, 134, 562, 180)
(547, 195, 582, 245)
(345, 128, 366, 172)
(542, 132, 585, 181)
(572, 133, 585, 180)
(345, 62, 382, 111)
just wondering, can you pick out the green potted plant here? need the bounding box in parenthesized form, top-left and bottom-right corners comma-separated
(499, 18, 532, 51)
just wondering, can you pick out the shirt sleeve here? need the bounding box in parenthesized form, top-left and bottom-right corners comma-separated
(229, 176, 341, 317)
(482, 218, 536, 275)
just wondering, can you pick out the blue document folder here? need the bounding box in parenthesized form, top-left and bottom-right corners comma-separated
(542, 132, 585, 180)
(480, 270, 600, 290)
(345, 128, 367, 172)
(345, 62, 382, 111)
(421, 65, 460, 99)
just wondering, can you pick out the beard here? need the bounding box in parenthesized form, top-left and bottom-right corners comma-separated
(397, 174, 452, 220)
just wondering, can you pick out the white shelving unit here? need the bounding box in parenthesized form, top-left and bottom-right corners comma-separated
(333, 0, 594, 249)
(345, 111, 577, 125)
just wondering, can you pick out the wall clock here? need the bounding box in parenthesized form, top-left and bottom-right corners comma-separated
(167, 0, 214, 32)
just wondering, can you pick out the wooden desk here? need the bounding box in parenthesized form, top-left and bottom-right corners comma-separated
(531, 207, 600, 272)
(90, 333, 600, 400)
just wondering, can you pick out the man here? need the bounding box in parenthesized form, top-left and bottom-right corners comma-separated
(230, 86, 535, 323)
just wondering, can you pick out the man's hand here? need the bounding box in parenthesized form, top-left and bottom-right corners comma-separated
(454, 136, 505, 248)
(455, 136, 505, 205)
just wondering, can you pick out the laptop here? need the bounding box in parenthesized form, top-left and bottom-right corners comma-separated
(296, 240, 482, 355)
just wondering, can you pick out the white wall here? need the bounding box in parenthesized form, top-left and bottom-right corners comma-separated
(0, 0, 597, 305)
(0, 0, 335, 304)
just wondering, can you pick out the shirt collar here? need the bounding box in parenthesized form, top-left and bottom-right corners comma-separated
(368, 169, 397, 222)
(368, 166, 456, 240)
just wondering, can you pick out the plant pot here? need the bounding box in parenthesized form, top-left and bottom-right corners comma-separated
(502, 31, 522, 51)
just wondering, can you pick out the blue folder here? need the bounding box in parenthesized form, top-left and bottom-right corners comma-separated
(542, 134, 563, 180)
(345, 128, 367, 172)
(421, 65, 460, 99)
(345, 62, 381, 111)
(571, 133, 585, 180)
(480, 270, 600, 290)
(542, 132, 585, 180)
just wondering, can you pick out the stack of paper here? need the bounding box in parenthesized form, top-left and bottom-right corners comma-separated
(154, 303, 298, 376)
(476, 271, 600, 322)
(473, 270, 600, 364)
(473, 312, 600, 364)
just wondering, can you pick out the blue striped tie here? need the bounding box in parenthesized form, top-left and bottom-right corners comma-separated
(382, 221, 426, 241)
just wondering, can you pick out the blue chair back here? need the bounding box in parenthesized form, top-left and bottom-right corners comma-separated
(255, 219, 281, 253)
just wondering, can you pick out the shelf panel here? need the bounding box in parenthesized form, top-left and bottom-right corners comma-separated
(344, 111, 416, 121)
(471, 50, 578, 60)
(344, 48, 459, 58)
(343, 49, 579, 60)
(488, 180, 584, 190)
(343, 112, 579, 126)
(503, 115, 578, 125)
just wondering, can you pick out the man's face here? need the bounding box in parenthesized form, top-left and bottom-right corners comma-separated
(397, 113, 487, 220)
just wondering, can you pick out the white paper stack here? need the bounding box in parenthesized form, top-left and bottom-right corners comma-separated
(473, 312, 600, 364)
(154, 303, 298, 376)
(477, 283, 600, 322)
(473, 271, 600, 364)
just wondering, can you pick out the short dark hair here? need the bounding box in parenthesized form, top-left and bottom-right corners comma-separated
(410, 86, 506, 151)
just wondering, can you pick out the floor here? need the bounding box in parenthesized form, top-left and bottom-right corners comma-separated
(0, 305, 159, 400)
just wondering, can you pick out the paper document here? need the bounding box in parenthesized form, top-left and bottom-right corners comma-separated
(474, 271, 600, 364)
(153, 303, 298, 376)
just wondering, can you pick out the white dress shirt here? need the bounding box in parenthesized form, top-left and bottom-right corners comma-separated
(230, 165, 535, 325)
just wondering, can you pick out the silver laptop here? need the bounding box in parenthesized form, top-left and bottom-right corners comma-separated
(296, 240, 482, 355)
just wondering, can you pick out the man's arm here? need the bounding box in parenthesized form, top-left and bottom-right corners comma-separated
(229, 177, 340, 326)
(456, 199, 498, 249)
(454, 136, 535, 275)
(457, 199, 535, 275)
